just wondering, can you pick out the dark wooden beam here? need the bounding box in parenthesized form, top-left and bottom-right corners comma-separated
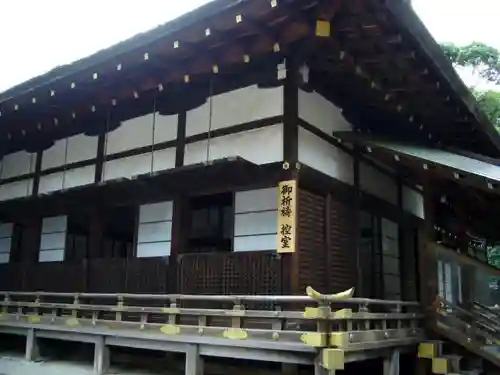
(352, 146, 361, 295)
(32, 151, 43, 195)
(95, 132, 106, 183)
(175, 111, 187, 168)
(283, 57, 299, 170)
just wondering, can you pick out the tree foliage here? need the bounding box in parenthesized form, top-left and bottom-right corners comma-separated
(440, 42, 500, 130)
(472, 90, 500, 128)
(441, 42, 500, 84)
(441, 43, 500, 291)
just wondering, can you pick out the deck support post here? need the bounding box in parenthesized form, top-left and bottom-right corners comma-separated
(25, 328, 40, 361)
(314, 363, 335, 375)
(185, 344, 203, 375)
(314, 357, 335, 375)
(383, 350, 400, 375)
(94, 336, 110, 375)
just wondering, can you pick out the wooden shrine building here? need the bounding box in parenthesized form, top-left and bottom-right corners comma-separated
(0, 0, 500, 374)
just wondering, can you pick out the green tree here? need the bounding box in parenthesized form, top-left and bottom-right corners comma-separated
(440, 42, 500, 130)
(441, 42, 500, 83)
(441, 43, 500, 289)
(472, 90, 500, 129)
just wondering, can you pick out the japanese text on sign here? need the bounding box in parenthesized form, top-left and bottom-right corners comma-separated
(277, 180, 297, 253)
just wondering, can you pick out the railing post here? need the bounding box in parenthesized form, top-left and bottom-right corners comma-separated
(73, 294, 80, 318)
(115, 295, 124, 321)
(2, 293, 9, 314)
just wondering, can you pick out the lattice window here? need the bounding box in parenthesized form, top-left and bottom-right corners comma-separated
(39, 216, 67, 263)
(0, 223, 13, 264)
(234, 188, 278, 252)
(137, 201, 173, 258)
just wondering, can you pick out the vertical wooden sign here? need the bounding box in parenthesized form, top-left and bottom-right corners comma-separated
(277, 180, 297, 253)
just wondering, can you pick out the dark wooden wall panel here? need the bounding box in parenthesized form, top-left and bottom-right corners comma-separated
(87, 259, 127, 293)
(125, 258, 172, 294)
(328, 197, 356, 293)
(0, 263, 23, 291)
(178, 251, 281, 295)
(296, 188, 357, 295)
(297, 190, 327, 293)
(401, 229, 418, 300)
(25, 262, 85, 292)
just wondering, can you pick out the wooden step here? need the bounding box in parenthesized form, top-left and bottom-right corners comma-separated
(431, 354, 461, 374)
(418, 341, 445, 359)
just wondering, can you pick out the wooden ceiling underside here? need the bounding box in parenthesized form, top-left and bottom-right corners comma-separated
(1, 0, 499, 157)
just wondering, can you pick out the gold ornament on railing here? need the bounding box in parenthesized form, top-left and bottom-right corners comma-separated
(306, 286, 355, 300)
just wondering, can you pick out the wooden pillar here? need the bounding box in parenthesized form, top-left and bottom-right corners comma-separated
(175, 111, 187, 168)
(450, 260, 461, 305)
(352, 147, 361, 296)
(419, 184, 438, 312)
(88, 210, 104, 259)
(95, 133, 106, 183)
(25, 328, 40, 361)
(94, 336, 110, 375)
(20, 218, 41, 291)
(170, 195, 188, 293)
(455, 203, 476, 312)
(185, 344, 203, 375)
(324, 194, 332, 292)
(86, 210, 104, 292)
(32, 150, 43, 195)
(283, 54, 300, 295)
(21, 219, 41, 264)
(460, 264, 476, 312)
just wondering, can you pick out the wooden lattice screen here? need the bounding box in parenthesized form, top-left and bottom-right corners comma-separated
(178, 251, 283, 309)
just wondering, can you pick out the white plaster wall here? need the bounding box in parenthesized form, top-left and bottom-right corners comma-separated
(42, 134, 98, 170)
(360, 162, 398, 205)
(298, 89, 353, 135)
(63, 166, 96, 189)
(298, 127, 354, 184)
(106, 112, 178, 155)
(103, 154, 151, 181)
(186, 85, 283, 137)
(152, 148, 177, 172)
(184, 125, 283, 166)
(103, 148, 176, 181)
(0, 179, 33, 201)
(39, 216, 67, 263)
(137, 201, 173, 258)
(234, 188, 278, 252)
(0, 223, 13, 264)
(1, 151, 36, 179)
(39, 173, 64, 195)
(38, 166, 96, 195)
(403, 186, 424, 219)
(67, 134, 99, 164)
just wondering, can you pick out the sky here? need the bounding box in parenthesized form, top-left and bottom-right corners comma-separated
(0, 0, 499, 92)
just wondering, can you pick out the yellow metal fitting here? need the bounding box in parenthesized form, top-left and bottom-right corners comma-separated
(322, 348, 345, 370)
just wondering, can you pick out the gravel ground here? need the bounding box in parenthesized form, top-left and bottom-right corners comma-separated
(0, 354, 164, 375)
